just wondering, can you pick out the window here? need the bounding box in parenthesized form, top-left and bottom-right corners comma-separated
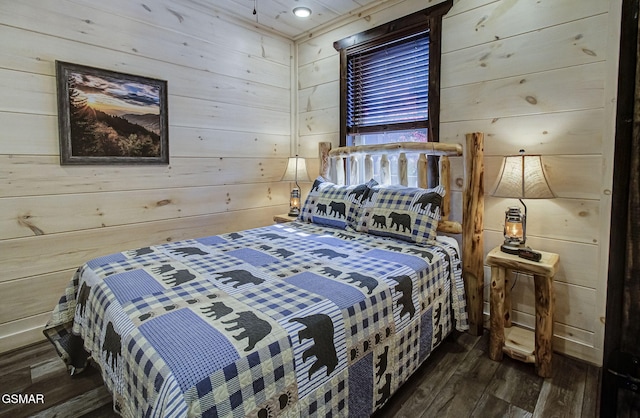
(334, 1, 452, 148)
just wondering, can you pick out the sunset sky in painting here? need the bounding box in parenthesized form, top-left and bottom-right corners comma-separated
(70, 71, 161, 116)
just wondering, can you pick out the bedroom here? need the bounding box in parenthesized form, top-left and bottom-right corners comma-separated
(0, 0, 637, 416)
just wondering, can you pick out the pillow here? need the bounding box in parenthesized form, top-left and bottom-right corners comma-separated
(299, 177, 378, 230)
(355, 184, 445, 243)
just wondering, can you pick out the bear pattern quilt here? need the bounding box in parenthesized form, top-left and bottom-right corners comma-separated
(44, 221, 468, 418)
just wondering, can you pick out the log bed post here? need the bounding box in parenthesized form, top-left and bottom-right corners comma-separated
(462, 132, 485, 336)
(439, 156, 451, 220)
(319, 142, 332, 179)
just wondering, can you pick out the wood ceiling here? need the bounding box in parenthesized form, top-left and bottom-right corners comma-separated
(184, 0, 386, 39)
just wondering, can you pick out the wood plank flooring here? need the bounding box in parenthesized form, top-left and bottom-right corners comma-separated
(0, 331, 600, 417)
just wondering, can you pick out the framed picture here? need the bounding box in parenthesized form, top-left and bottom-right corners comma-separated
(56, 61, 169, 165)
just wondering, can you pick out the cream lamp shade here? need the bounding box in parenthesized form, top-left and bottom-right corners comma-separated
(281, 156, 310, 183)
(281, 156, 310, 217)
(491, 153, 555, 199)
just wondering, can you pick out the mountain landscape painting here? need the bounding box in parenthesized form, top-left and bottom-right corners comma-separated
(56, 61, 168, 165)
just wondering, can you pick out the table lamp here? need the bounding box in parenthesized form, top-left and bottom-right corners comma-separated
(491, 150, 555, 254)
(281, 155, 310, 217)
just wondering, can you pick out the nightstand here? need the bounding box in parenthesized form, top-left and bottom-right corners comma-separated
(273, 213, 298, 223)
(486, 246, 559, 377)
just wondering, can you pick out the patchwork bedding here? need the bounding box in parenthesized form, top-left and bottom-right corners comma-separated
(44, 221, 468, 418)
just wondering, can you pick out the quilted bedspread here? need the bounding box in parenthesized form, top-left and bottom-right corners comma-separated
(44, 221, 468, 418)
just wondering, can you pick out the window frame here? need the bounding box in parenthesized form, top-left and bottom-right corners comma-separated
(333, 0, 452, 148)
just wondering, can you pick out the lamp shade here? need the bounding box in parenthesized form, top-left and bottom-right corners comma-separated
(491, 153, 555, 199)
(281, 156, 310, 183)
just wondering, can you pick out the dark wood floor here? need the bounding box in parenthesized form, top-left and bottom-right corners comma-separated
(0, 331, 600, 418)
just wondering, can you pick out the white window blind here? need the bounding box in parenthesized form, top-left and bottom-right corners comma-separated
(346, 30, 429, 133)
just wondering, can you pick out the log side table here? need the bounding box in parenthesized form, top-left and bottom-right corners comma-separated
(273, 213, 298, 223)
(486, 246, 560, 377)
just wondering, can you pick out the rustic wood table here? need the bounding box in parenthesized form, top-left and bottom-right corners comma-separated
(273, 213, 298, 223)
(486, 246, 560, 377)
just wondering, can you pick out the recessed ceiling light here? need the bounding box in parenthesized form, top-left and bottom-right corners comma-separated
(293, 7, 311, 18)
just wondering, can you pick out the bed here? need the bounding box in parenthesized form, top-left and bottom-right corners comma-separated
(44, 133, 485, 417)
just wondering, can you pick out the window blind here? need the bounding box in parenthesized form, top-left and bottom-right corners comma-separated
(347, 30, 429, 133)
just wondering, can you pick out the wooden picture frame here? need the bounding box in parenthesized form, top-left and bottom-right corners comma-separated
(56, 61, 168, 165)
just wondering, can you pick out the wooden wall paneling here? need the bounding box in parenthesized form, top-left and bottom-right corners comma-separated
(553, 322, 596, 352)
(441, 14, 607, 88)
(507, 276, 597, 333)
(0, 1, 291, 89)
(0, 26, 291, 114)
(297, 133, 340, 160)
(299, 108, 340, 137)
(0, 270, 75, 324)
(1, 156, 290, 197)
(0, 69, 55, 116)
(69, 0, 293, 66)
(440, 109, 605, 156)
(540, 155, 604, 200)
(0, 113, 59, 155)
(0, 313, 52, 354)
(298, 55, 340, 90)
(441, 0, 609, 54)
(297, 81, 340, 114)
(0, 182, 290, 240)
(171, 96, 291, 134)
(441, 63, 605, 122)
(170, 127, 290, 158)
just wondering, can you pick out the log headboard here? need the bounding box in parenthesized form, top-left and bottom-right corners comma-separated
(318, 132, 485, 336)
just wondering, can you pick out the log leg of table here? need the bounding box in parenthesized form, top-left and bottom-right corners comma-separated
(504, 269, 512, 328)
(489, 266, 506, 361)
(534, 273, 554, 377)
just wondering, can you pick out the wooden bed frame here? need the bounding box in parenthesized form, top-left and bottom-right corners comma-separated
(318, 132, 485, 336)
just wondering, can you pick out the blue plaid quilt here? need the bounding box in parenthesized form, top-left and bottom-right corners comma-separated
(44, 222, 468, 417)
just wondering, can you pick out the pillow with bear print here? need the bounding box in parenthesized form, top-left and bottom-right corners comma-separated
(298, 177, 378, 230)
(355, 184, 444, 243)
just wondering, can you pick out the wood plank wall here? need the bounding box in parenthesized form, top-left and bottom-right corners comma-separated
(0, 0, 293, 353)
(295, 0, 622, 365)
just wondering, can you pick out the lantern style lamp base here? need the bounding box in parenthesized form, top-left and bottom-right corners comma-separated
(500, 205, 526, 255)
(500, 242, 525, 255)
(288, 208, 300, 217)
(288, 187, 301, 217)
